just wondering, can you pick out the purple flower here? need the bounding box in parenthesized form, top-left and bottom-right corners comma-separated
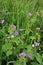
(1, 19, 5, 24)
(34, 42, 39, 46)
(19, 52, 26, 57)
(28, 13, 32, 16)
(36, 27, 40, 31)
(19, 28, 24, 31)
(14, 31, 18, 36)
(13, 25, 16, 29)
(28, 54, 32, 58)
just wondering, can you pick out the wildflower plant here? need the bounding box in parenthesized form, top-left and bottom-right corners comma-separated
(0, 0, 43, 65)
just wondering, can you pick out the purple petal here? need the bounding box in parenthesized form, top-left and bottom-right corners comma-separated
(14, 32, 18, 36)
(36, 27, 40, 31)
(28, 13, 32, 16)
(13, 25, 16, 29)
(19, 52, 26, 57)
(28, 54, 32, 58)
(34, 42, 39, 46)
(1, 19, 5, 24)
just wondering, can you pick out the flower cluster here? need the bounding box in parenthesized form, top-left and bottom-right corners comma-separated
(32, 41, 40, 47)
(19, 52, 32, 59)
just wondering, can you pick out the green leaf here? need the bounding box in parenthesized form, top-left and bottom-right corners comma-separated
(29, 36, 36, 40)
(36, 53, 42, 64)
(26, 45, 32, 53)
(2, 43, 12, 52)
(8, 25, 14, 34)
(6, 50, 12, 56)
(30, 17, 36, 24)
(11, 37, 19, 45)
(31, 62, 39, 65)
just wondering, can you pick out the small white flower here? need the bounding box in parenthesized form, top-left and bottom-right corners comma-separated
(39, 48, 41, 50)
(11, 35, 14, 38)
(37, 43, 40, 46)
(32, 44, 35, 47)
(7, 36, 10, 38)
(19, 29, 24, 31)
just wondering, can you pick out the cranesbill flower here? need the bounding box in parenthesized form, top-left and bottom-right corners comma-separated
(14, 31, 18, 36)
(1, 19, 5, 24)
(34, 42, 40, 46)
(36, 27, 40, 31)
(13, 25, 16, 29)
(19, 52, 26, 57)
(28, 54, 32, 58)
(28, 13, 32, 16)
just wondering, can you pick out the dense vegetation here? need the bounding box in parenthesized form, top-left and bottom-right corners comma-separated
(0, 0, 43, 65)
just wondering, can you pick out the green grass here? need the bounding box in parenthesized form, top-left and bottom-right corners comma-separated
(0, 0, 43, 65)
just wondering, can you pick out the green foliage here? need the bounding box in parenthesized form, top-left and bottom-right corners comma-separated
(2, 43, 13, 56)
(0, 0, 43, 65)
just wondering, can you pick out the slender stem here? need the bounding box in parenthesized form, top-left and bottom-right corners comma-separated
(7, 61, 15, 65)
(24, 58, 26, 65)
